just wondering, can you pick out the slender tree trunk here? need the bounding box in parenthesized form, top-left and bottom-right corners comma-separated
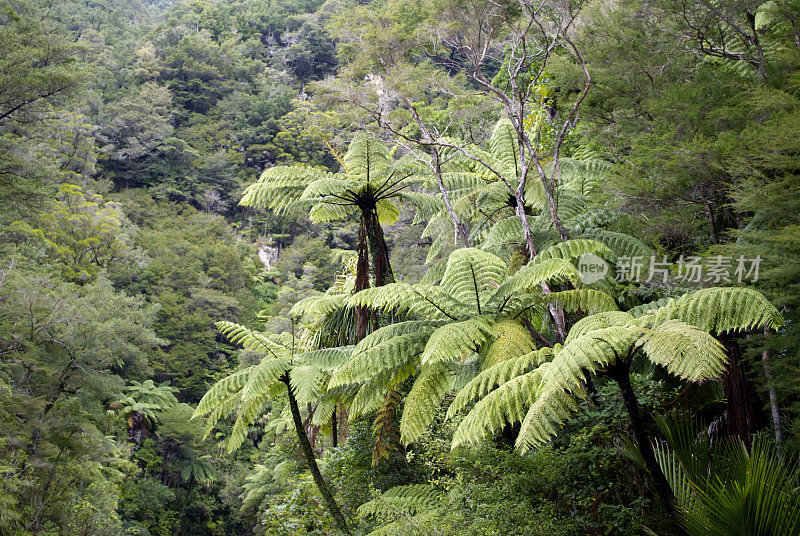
(761, 328, 783, 454)
(608, 362, 682, 529)
(283, 376, 350, 534)
(432, 150, 471, 247)
(331, 409, 338, 449)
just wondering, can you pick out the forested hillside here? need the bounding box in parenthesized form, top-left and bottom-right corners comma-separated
(1, 0, 799, 535)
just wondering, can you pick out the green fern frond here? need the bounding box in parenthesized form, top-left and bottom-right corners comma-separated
(451, 368, 545, 448)
(499, 258, 580, 296)
(578, 229, 653, 260)
(645, 287, 782, 334)
(420, 316, 494, 366)
(480, 318, 536, 369)
(400, 363, 453, 444)
(635, 320, 727, 382)
(193, 366, 255, 419)
(514, 326, 640, 450)
(240, 165, 335, 211)
(447, 346, 555, 419)
(565, 311, 635, 342)
(535, 238, 614, 263)
(357, 484, 445, 518)
(440, 248, 507, 313)
(330, 331, 431, 387)
(545, 289, 618, 314)
(215, 321, 287, 359)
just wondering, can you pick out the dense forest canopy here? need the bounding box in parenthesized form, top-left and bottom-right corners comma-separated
(1, 0, 800, 535)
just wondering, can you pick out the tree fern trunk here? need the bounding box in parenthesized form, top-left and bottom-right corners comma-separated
(720, 336, 765, 448)
(355, 214, 370, 341)
(283, 377, 350, 534)
(364, 207, 394, 286)
(608, 362, 681, 529)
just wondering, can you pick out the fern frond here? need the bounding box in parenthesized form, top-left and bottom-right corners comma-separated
(215, 321, 287, 359)
(578, 229, 653, 260)
(357, 484, 445, 518)
(193, 366, 255, 418)
(535, 238, 614, 263)
(480, 318, 536, 369)
(452, 368, 545, 448)
(239, 165, 334, 211)
(635, 320, 727, 382)
(545, 289, 618, 314)
(565, 311, 635, 342)
(499, 258, 580, 296)
(400, 364, 453, 444)
(420, 316, 494, 366)
(645, 287, 783, 334)
(330, 331, 430, 387)
(447, 346, 555, 419)
(440, 248, 507, 313)
(515, 326, 640, 450)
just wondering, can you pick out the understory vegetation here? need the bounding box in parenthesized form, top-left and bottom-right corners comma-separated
(2, 0, 800, 535)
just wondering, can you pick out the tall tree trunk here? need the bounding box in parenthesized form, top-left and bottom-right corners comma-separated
(283, 376, 350, 534)
(608, 362, 682, 529)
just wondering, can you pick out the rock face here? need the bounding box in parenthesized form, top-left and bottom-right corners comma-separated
(258, 245, 279, 270)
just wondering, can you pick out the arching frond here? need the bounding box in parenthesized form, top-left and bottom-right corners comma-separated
(644, 287, 783, 334)
(578, 229, 653, 260)
(400, 363, 453, 444)
(565, 311, 635, 342)
(193, 366, 255, 419)
(515, 326, 640, 450)
(357, 484, 445, 518)
(452, 367, 547, 448)
(440, 248, 507, 313)
(635, 320, 727, 382)
(535, 238, 613, 263)
(498, 258, 580, 297)
(330, 331, 430, 387)
(447, 346, 555, 419)
(420, 316, 494, 366)
(215, 321, 287, 358)
(240, 165, 335, 211)
(480, 318, 536, 369)
(545, 289, 618, 314)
